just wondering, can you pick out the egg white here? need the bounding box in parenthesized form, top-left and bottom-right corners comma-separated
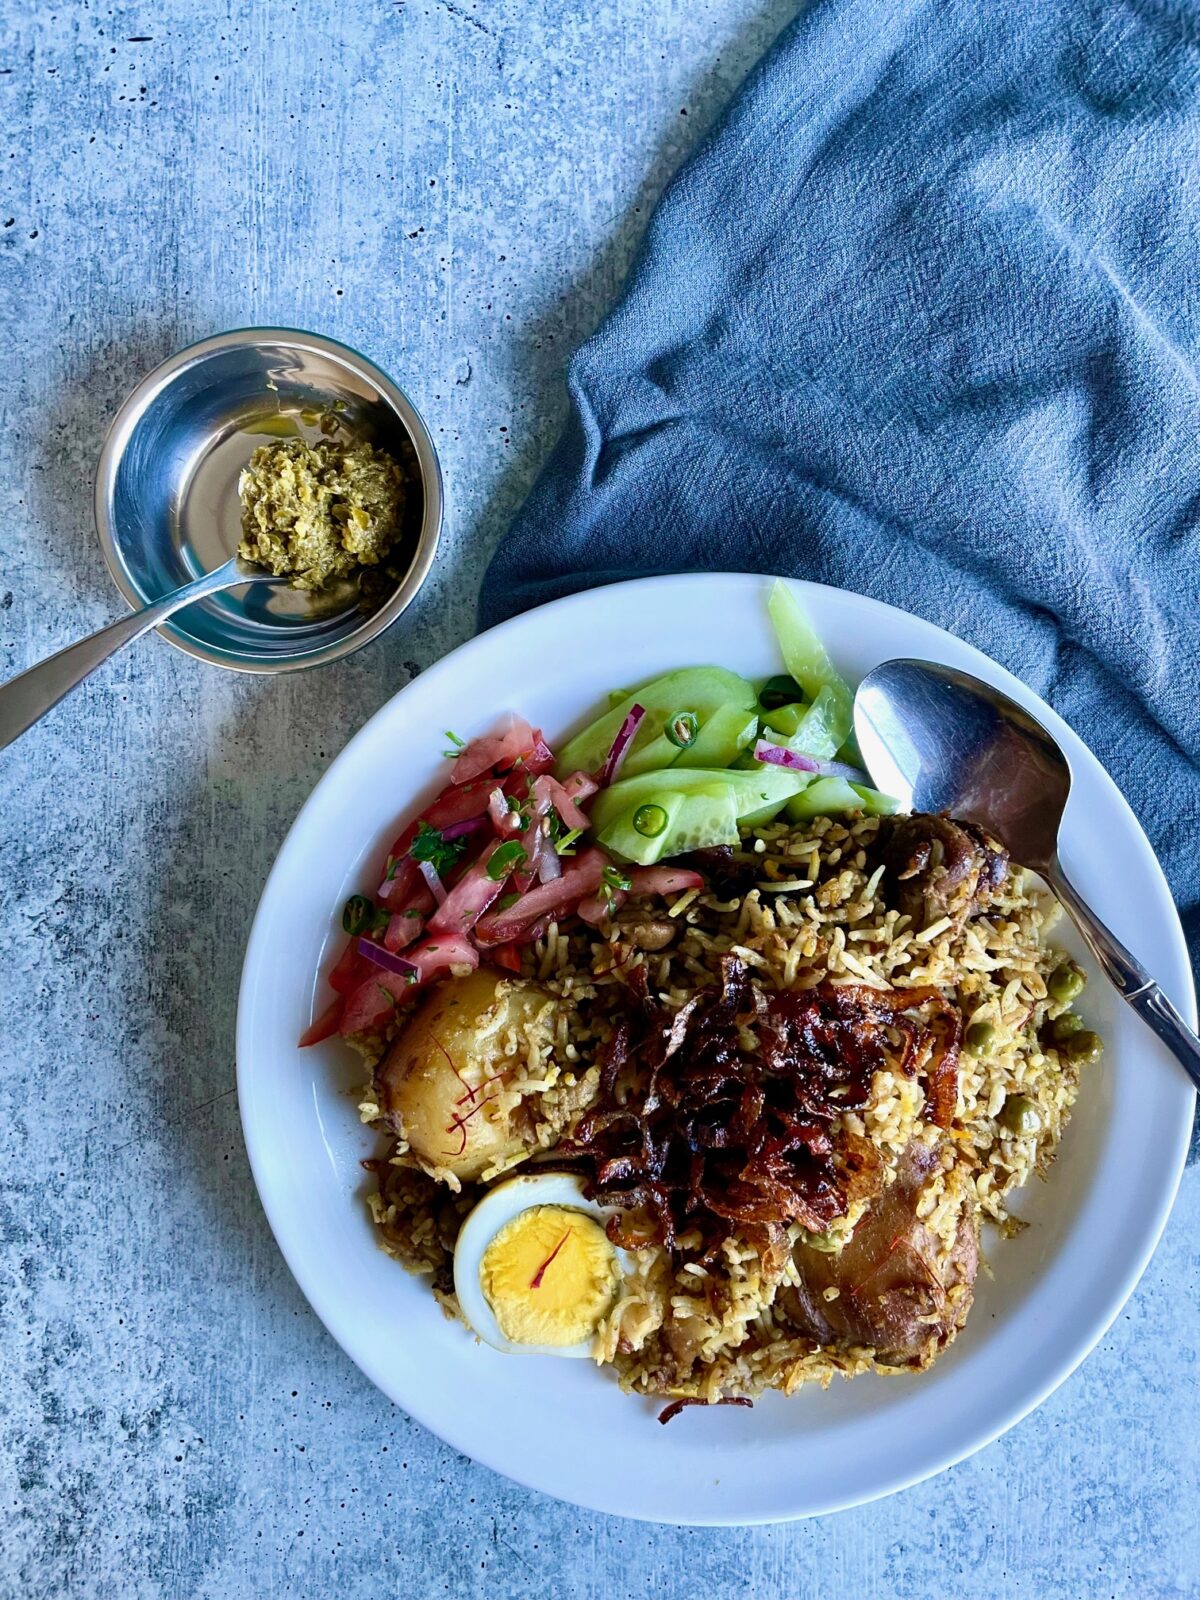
(452, 1172, 635, 1358)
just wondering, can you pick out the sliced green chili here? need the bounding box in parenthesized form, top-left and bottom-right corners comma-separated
(487, 840, 528, 881)
(665, 710, 699, 749)
(633, 803, 669, 838)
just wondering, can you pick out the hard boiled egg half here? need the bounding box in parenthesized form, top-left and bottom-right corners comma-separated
(453, 1172, 634, 1358)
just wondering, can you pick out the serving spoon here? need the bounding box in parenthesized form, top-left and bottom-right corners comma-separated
(0, 556, 286, 753)
(854, 658, 1200, 1094)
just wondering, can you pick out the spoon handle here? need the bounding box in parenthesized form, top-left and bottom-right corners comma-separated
(1049, 862, 1200, 1097)
(0, 563, 243, 753)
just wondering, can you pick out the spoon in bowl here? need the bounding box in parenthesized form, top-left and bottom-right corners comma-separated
(0, 556, 286, 754)
(854, 658, 1200, 1094)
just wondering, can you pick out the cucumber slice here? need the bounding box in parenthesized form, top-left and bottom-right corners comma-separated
(767, 582, 854, 749)
(590, 765, 810, 837)
(784, 776, 898, 819)
(850, 782, 901, 816)
(786, 777, 861, 819)
(556, 667, 757, 781)
(761, 702, 807, 738)
(784, 685, 845, 762)
(598, 786, 740, 865)
(675, 702, 759, 769)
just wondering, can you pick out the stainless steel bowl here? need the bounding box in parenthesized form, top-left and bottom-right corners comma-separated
(94, 328, 443, 673)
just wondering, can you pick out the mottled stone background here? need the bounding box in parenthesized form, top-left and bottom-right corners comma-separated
(1, 3, 1197, 1596)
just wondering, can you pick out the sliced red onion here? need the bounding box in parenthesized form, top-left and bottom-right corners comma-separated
(514, 783, 555, 893)
(440, 815, 485, 841)
(356, 938, 418, 977)
(820, 758, 870, 785)
(523, 820, 553, 885)
(753, 739, 821, 773)
(487, 787, 522, 837)
(416, 859, 447, 905)
(599, 704, 646, 786)
(537, 839, 562, 883)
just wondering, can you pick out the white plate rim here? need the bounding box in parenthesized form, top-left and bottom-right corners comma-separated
(237, 573, 1195, 1524)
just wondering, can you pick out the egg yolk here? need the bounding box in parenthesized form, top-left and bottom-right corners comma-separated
(480, 1205, 619, 1348)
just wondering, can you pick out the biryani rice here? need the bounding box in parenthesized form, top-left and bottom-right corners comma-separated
(356, 810, 1092, 1404)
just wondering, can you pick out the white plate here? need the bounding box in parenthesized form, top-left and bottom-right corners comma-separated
(237, 574, 1195, 1525)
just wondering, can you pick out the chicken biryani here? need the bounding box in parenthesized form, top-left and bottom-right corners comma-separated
(300, 583, 1101, 1418)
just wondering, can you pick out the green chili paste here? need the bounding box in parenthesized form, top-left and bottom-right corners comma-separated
(238, 436, 407, 590)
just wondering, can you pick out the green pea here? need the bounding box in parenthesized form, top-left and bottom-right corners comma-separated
(1048, 961, 1086, 1005)
(1050, 1012, 1085, 1043)
(1066, 1030, 1104, 1066)
(966, 1019, 996, 1054)
(797, 1227, 841, 1254)
(999, 1094, 1042, 1136)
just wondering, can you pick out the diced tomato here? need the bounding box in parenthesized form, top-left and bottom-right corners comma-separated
(526, 732, 556, 776)
(428, 840, 517, 936)
(628, 867, 704, 896)
(475, 848, 609, 945)
(423, 777, 497, 829)
(407, 932, 480, 980)
(540, 774, 591, 833)
(491, 943, 523, 973)
(384, 908, 425, 953)
(379, 854, 420, 906)
(339, 968, 412, 1036)
(299, 994, 345, 1047)
(337, 933, 482, 1037)
(560, 770, 598, 805)
(328, 936, 373, 995)
(451, 718, 537, 786)
(578, 890, 618, 926)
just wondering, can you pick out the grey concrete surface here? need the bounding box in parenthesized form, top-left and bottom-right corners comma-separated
(1, 2, 1197, 1595)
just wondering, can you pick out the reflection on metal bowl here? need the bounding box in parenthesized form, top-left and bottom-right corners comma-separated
(94, 327, 442, 673)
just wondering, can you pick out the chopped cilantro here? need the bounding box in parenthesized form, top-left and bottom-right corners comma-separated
(409, 820, 468, 875)
(554, 826, 584, 857)
(601, 864, 633, 907)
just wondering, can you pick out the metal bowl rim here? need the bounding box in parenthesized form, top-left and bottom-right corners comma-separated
(93, 326, 444, 675)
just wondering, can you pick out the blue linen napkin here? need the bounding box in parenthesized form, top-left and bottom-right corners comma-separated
(480, 0, 1200, 1140)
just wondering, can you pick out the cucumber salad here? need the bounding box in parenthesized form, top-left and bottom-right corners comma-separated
(300, 580, 897, 1048)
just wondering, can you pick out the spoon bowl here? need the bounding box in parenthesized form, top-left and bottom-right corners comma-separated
(854, 659, 1070, 874)
(854, 657, 1200, 1096)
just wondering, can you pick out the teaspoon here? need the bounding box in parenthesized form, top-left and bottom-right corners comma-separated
(854, 658, 1200, 1094)
(0, 557, 285, 753)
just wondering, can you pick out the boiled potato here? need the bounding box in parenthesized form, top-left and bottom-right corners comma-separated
(376, 968, 551, 1183)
